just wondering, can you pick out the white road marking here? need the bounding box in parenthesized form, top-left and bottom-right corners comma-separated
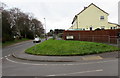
(47, 69, 103, 76)
(4, 56, 7, 58)
(6, 57, 117, 66)
(1, 54, 10, 60)
(6, 58, 48, 66)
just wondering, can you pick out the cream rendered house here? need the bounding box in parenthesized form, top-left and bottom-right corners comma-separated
(70, 3, 120, 30)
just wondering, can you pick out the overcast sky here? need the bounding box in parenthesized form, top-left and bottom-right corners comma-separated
(1, 0, 119, 32)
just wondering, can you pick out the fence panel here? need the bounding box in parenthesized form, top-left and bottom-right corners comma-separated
(63, 29, 120, 44)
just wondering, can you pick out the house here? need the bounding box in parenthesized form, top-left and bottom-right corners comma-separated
(54, 29, 65, 35)
(69, 3, 120, 30)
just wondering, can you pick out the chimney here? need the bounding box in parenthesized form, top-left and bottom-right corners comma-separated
(84, 7, 87, 9)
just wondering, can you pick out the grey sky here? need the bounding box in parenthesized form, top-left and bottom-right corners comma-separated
(1, 0, 119, 32)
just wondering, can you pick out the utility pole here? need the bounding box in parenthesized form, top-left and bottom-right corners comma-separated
(44, 18, 47, 40)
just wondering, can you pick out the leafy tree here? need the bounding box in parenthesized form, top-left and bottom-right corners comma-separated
(2, 3, 44, 42)
(2, 10, 14, 42)
(31, 18, 44, 38)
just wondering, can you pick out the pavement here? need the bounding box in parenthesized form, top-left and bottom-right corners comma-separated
(12, 49, 119, 62)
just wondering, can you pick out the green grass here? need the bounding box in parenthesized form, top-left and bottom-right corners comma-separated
(2, 38, 30, 47)
(25, 39, 120, 56)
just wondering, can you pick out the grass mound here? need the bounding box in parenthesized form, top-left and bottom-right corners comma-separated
(25, 39, 120, 56)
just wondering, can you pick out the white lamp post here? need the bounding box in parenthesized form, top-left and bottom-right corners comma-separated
(44, 18, 47, 40)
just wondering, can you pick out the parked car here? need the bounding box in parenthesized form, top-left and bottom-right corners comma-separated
(33, 37, 41, 43)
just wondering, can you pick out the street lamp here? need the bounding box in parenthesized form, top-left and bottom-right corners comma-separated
(44, 18, 47, 40)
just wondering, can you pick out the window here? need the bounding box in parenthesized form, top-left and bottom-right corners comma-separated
(100, 16, 104, 20)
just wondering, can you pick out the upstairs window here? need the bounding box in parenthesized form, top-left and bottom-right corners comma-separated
(100, 16, 104, 20)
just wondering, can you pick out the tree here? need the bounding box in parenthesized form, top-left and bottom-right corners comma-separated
(47, 29, 54, 36)
(31, 18, 44, 38)
(2, 10, 14, 42)
(9, 8, 22, 38)
(2, 3, 44, 42)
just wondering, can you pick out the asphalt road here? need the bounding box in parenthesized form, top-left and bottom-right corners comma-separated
(1, 40, 119, 77)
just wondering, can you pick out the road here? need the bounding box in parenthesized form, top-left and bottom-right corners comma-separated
(1, 40, 119, 77)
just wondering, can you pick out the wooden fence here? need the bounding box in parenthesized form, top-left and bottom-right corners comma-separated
(63, 29, 120, 44)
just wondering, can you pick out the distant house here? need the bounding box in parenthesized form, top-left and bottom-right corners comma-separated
(54, 29, 65, 34)
(69, 3, 120, 30)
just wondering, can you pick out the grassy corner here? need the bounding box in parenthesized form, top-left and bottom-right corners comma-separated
(25, 39, 120, 56)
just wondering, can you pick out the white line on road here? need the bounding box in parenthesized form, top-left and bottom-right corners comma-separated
(6, 58, 48, 66)
(47, 69, 103, 76)
(2, 54, 11, 60)
(4, 56, 7, 58)
(1, 55, 10, 60)
(6, 57, 117, 66)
